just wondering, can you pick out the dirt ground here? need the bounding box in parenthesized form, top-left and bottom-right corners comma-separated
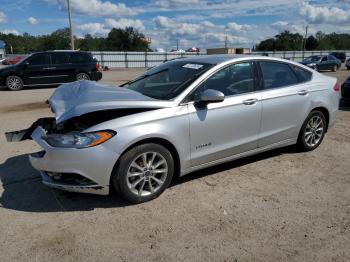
(0, 66, 349, 262)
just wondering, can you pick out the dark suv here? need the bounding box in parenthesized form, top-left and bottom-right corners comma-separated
(0, 51, 102, 90)
(330, 52, 346, 63)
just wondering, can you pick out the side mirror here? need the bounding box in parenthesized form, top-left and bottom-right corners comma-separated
(195, 89, 225, 107)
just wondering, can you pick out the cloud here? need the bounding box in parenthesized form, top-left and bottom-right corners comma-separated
(76, 23, 109, 35)
(154, 0, 200, 8)
(201, 21, 215, 28)
(154, 16, 202, 36)
(105, 18, 145, 31)
(226, 22, 252, 32)
(299, 1, 350, 24)
(271, 21, 305, 34)
(45, 0, 137, 17)
(0, 11, 6, 23)
(27, 17, 38, 25)
(151, 15, 255, 50)
(1, 29, 20, 35)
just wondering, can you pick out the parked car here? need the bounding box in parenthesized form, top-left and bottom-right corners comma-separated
(341, 76, 350, 100)
(0, 51, 102, 90)
(345, 58, 350, 70)
(2, 56, 25, 65)
(6, 56, 340, 203)
(300, 55, 341, 72)
(186, 47, 200, 52)
(330, 52, 346, 63)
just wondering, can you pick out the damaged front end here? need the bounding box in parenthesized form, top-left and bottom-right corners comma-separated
(6, 117, 115, 195)
(5, 81, 171, 195)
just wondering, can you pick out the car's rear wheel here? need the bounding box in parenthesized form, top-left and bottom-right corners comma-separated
(347, 66, 350, 70)
(298, 110, 326, 151)
(112, 143, 174, 203)
(6, 75, 24, 91)
(76, 72, 90, 81)
(332, 65, 337, 72)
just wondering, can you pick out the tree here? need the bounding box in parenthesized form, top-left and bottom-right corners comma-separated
(256, 30, 350, 51)
(105, 27, 149, 51)
(0, 27, 151, 53)
(305, 35, 318, 50)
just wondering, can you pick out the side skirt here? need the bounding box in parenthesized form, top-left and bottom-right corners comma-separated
(180, 138, 296, 176)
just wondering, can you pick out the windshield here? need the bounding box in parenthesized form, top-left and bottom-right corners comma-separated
(123, 60, 213, 100)
(303, 56, 322, 63)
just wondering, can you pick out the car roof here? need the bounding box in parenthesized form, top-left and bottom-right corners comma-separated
(30, 50, 91, 55)
(174, 54, 297, 65)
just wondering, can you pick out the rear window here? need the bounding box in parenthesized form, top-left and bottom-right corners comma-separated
(72, 53, 92, 63)
(292, 66, 312, 83)
(259, 61, 298, 89)
(51, 53, 71, 64)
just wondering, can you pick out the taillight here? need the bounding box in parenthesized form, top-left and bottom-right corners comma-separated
(333, 82, 340, 92)
(96, 63, 100, 71)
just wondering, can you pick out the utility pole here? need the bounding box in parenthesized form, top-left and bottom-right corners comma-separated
(67, 0, 74, 50)
(176, 39, 179, 51)
(302, 25, 308, 59)
(224, 27, 229, 48)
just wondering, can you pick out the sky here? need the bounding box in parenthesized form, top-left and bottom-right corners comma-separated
(0, 0, 349, 50)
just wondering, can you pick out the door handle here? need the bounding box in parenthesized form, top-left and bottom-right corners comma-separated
(242, 98, 258, 105)
(297, 90, 308, 96)
(43, 67, 56, 70)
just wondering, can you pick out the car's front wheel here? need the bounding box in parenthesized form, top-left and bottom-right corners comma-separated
(298, 110, 327, 151)
(6, 75, 24, 91)
(76, 72, 90, 81)
(332, 65, 338, 72)
(112, 143, 174, 203)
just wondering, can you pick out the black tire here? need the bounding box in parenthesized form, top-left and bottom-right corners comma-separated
(76, 72, 90, 81)
(111, 143, 174, 203)
(6, 75, 24, 91)
(297, 110, 327, 151)
(332, 65, 337, 72)
(347, 66, 350, 70)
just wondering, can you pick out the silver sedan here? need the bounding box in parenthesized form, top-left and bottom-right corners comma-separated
(6, 55, 340, 203)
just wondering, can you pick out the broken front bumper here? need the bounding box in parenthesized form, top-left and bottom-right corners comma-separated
(6, 120, 119, 196)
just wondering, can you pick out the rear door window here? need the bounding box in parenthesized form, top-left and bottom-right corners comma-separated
(28, 54, 50, 66)
(291, 66, 312, 83)
(51, 53, 71, 64)
(259, 61, 298, 89)
(72, 53, 92, 63)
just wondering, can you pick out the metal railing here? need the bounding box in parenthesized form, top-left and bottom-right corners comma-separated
(3, 50, 350, 68)
(251, 50, 350, 62)
(91, 51, 206, 68)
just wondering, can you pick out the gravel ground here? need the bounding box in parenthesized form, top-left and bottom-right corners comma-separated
(0, 66, 349, 262)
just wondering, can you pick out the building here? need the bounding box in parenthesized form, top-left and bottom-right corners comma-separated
(207, 47, 251, 55)
(0, 40, 5, 59)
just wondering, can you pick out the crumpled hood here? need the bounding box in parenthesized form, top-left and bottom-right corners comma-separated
(48, 81, 172, 124)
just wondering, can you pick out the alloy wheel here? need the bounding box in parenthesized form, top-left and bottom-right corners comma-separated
(304, 115, 324, 147)
(7, 76, 22, 90)
(126, 152, 168, 197)
(76, 73, 90, 80)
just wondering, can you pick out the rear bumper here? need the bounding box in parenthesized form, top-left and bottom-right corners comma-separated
(91, 71, 102, 81)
